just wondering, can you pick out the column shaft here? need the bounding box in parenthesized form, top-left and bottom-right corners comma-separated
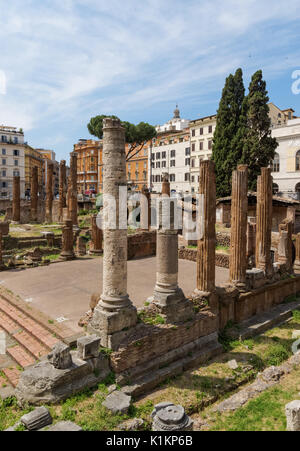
(31, 166, 38, 222)
(45, 163, 53, 223)
(12, 176, 21, 222)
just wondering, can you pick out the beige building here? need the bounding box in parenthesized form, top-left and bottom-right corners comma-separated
(0, 125, 26, 199)
(189, 115, 217, 193)
(268, 103, 297, 128)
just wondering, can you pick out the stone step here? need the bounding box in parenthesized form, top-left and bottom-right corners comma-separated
(0, 297, 59, 350)
(7, 345, 36, 369)
(120, 339, 223, 397)
(0, 310, 49, 360)
(2, 367, 21, 388)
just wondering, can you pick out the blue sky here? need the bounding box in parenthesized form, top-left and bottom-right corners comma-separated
(0, 0, 300, 163)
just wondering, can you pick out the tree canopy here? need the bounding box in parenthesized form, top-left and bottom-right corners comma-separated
(87, 115, 157, 161)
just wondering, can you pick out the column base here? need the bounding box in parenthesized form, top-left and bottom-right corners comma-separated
(59, 252, 76, 262)
(89, 249, 103, 256)
(88, 300, 138, 350)
(149, 287, 195, 323)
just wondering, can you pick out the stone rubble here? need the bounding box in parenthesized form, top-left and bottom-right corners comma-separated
(102, 391, 132, 414)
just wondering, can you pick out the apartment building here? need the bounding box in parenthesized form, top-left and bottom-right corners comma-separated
(189, 115, 217, 193)
(24, 145, 44, 195)
(268, 103, 297, 128)
(126, 142, 149, 192)
(74, 139, 103, 195)
(0, 125, 25, 199)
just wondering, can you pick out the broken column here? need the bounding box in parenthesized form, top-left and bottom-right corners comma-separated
(45, 163, 54, 223)
(255, 168, 273, 278)
(59, 219, 75, 261)
(229, 165, 248, 289)
(246, 221, 256, 269)
(149, 174, 194, 323)
(0, 231, 6, 271)
(89, 214, 103, 254)
(89, 118, 137, 349)
(140, 187, 151, 231)
(31, 166, 38, 222)
(196, 161, 216, 300)
(277, 219, 293, 273)
(12, 176, 21, 222)
(151, 402, 193, 431)
(68, 153, 78, 227)
(58, 160, 67, 223)
(293, 233, 300, 274)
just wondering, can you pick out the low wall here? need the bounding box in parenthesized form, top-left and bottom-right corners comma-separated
(3, 235, 62, 251)
(178, 247, 229, 268)
(216, 232, 231, 248)
(127, 230, 156, 260)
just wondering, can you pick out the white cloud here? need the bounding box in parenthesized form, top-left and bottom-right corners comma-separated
(0, 70, 6, 95)
(0, 0, 299, 140)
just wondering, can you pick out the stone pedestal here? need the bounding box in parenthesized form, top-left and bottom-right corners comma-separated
(195, 161, 216, 309)
(278, 219, 293, 273)
(229, 165, 248, 289)
(12, 176, 21, 223)
(149, 176, 194, 323)
(59, 160, 67, 223)
(293, 233, 300, 274)
(45, 163, 54, 223)
(140, 187, 151, 231)
(76, 236, 86, 256)
(255, 168, 273, 278)
(151, 402, 193, 431)
(89, 214, 103, 254)
(31, 166, 38, 222)
(59, 220, 75, 261)
(89, 118, 137, 350)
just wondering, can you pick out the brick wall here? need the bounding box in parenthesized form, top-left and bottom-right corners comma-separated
(127, 230, 156, 260)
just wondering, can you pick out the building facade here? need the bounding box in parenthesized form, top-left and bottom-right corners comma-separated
(189, 115, 217, 193)
(126, 142, 149, 192)
(271, 117, 300, 199)
(268, 103, 297, 128)
(0, 126, 26, 199)
(74, 139, 103, 195)
(24, 145, 44, 195)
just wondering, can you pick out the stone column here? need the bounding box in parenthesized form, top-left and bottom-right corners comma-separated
(140, 187, 151, 231)
(30, 166, 38, 222)
(246, 221, 256, 268)
(255, 168, 273, 278)
(293, 233, 300, 274)
(89, 118, 137, 349)
(12, 176, 21, 222)
(89, 214, 103, 254)
(162, 173, 170, 196)
(229, 165, 248, 288)
(278, 219, 293, 272)
(45, 163, 54, 223)
(59, 219, 75, 261)
(149, 175, 194, 323)
(58, 160, 67, 223)
(68, 153, 78, 227)
(0, 232, 6, 271)
(196, 161, 216, 293)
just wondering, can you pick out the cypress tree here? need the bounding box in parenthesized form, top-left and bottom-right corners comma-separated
(212, 68, 245, 197)
(240, 70, 278, 191)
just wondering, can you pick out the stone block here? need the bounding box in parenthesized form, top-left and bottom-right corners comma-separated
(77, 335, 100, 360)
(46, 421, 82, 431)
(102, 391, 131, 414)
(246, 268, 266, 289)
(286, 400, 300, 431)
(21, 406, 52, 431)
(47, 342, 72, 369)
(151, 402, 193, 431)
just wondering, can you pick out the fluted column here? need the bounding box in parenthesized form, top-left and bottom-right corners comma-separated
(45, 163, 53, 223)
(255, 168, 273, 277)
(229, 165, 248, 287)
(12, 176, 21, 222)
(196, 160, 216, 293)
(31, 166, 38, 222)
(89, 214, 103, 254)
(89, 118, 137, 349)
(293, 233, 300, 274)
(58, 160, 67, 223)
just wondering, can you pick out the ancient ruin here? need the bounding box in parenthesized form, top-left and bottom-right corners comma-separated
(12, 176, 21, 223)
(89, 214, 103, 254)
(45, 163, 54, 223)
(58, 160, 67, 223)
(68, 153, 78, 227)
(30, 166, 39, 222)
(59, 219, 75, 261)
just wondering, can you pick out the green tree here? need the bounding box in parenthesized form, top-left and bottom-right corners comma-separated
(87, 115, 157, 161)
(212, 68, 245, 197)
(240, 70, 278, 190)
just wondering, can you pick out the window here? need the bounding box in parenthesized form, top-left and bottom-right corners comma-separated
(272, 153, 280, 172)
(162, 161, 166, 168)
(200, 128, 203, 135)
(156, 152, 161, 159)
(296, 150, 300, 171)
(13, 171, 20, 177)
(151, 154, 155, 161)
(199, 142, 203, 150)
(162, 151, 166, 159)
(2, 159, 6, 166)
(143, 171, 147, 181)
(1, 182, 7, 188)
(1, 136, 7, 143)
(191, 130, 195, 137)
(151, 162, 155, 169)
(208, 125, 213, 133)
(170, 160, 176, 167)
(171, 150, 176, 158)
(13, 149, 19, 156)
(208, 140, 212, 150)
(14, 160, 19, 166)
(2, 149, 6, 155)
(184, 173, 190, 182)
(156, 162, 160, 168)
(170, 174, 175, 182)
(185, 158, 190, 166)
(185, 148, 190, 156)
(192, 143, 195, 152)
(2, 170, 6, 177)
(191, 176, 195, 183)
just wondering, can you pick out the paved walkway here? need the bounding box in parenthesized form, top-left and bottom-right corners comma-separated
(0, 257, 229, 334)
